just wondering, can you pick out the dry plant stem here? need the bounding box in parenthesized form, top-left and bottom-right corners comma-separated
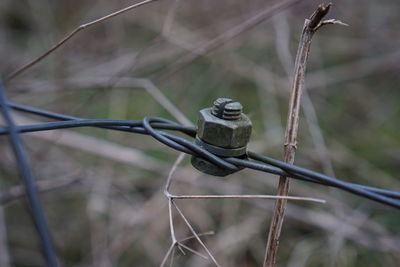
(162, 154, 194, 266)
(167, 194, 325, 204)
(6, 0, 157, 81)
(172, 201, 221, 267)
(163, 154, 221, 266)
(168, 249, 175, 267)
(162, 146, 325, 266)
(160, 243, 175, 267)
(263, 3, 345, 266)
(177, 243, 208, 259)
(159, 232, 214, 267)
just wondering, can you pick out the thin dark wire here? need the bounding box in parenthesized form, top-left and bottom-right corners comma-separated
(4, 105, 400, 206)
(7, 115, 389, 191)
(4, 117, 394, 196)
(143, 116, 239, 171)
(0, 119, 196, 136)
(0, 82, 59, 267)
(3, 100, 400, 208)
(247, 152, 400, 200)
(245, 155, 400, 209)
(7, 102, 197, 136)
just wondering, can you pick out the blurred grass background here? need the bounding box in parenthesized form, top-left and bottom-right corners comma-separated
(0, 0, 399, 266)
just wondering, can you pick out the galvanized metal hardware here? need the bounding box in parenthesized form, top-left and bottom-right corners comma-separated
(191, 98, 252, 176)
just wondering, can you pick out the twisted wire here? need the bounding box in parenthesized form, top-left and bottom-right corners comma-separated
(2, 102, 400, 209)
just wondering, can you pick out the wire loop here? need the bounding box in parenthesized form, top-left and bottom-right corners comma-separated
(1, 94, 400, 209)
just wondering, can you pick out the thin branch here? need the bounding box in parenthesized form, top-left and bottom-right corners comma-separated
(273, 12, 336, 177)
(165, 153, 186, 193)
(162, 153, 188, 266)
(314, 19, 348, 31)
(167, 193, 326, 204)
(177, 245, 186, 256)
(168, 199, 177, 243)
(159, 232, 215, 267)
(162, 141, 325, 266)
(165, 155, 184, 244)
(263, 3, 346, 267)
(177, 242, 208, 260)
(160, 243, 175, 267)
(172, 201, 221, 267)
(168, 247, 175, 267)
(6, 0, 157, 81)
(163, 154, 219, 265)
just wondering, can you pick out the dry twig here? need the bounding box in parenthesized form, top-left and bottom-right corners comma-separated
(166, 194, 325, 203)
(6, 0, 157, 81)
(162, 154, 219, 266)
(263, 3, 346, 266)
(162, 151, 325, 266)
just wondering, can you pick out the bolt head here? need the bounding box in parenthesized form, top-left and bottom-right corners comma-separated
(197, 107, 252, 149)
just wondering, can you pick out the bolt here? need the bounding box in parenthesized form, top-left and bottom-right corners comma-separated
(211, 98, 243, 120)
(211, 98, 232, 118)
(197, 100, 252, 149)
(222, 102, 243, 120)
(191, 98, 252, 177)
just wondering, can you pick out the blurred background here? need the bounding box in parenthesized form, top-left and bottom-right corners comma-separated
(0, 0, 399, 266)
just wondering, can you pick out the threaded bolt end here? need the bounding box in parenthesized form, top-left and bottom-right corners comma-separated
(211, 98, 232, 118)
(222, 102, 242, 120)
(211, 98, 243, 120)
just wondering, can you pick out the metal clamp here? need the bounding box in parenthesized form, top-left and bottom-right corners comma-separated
(191, 98, 252, 176)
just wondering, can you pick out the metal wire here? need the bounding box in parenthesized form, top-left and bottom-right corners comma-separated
(1, 82, 400, 265)
(2, 100, 400, 207)
(247, 152, 400, 207)
(0, 82, 59, 267)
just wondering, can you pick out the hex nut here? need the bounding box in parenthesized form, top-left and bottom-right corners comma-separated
(197, 107, 252, 149)
(191, 156, 237, 177)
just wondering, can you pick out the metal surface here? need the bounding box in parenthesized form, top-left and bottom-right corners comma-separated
(195, 137, 246, 157)
(192, 98, 252, 176)
(191, 156, 243, 177)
